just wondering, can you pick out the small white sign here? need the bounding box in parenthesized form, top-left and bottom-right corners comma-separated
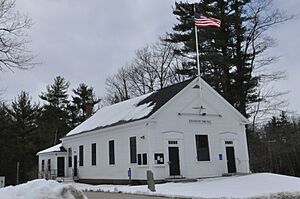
(189, 119, 212, 124)
(0, 176, 5, 188)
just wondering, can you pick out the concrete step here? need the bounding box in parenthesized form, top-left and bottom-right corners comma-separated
(56, 177, 74, 183)
(165, 177, 197, 183)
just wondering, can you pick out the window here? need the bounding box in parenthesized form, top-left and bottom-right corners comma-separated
(195, 135, 210, 161)
(91, 143, 96, 166)
(109, 140, 115, 165)
(47, 159, 51, 172)
(142, 153, 147, 165)
(129, 137, 137, 163)
(79, 145, 84, 166)
(154, 153, 164, 164)
(68, 148, 72, 167)
(168, 140, 178, 145)
(225, 141, 233, 145)
(41, 160, 45, 172)
(137, 153, 147, 165)
(138, 154, 142, 165)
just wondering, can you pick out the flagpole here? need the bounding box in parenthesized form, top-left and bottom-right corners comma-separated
(194, 5, 202, 108)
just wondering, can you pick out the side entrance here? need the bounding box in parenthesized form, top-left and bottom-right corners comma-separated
(57, 157, 65, 177)
(225, 145, 236, 173)
(168, 146, 180, 176)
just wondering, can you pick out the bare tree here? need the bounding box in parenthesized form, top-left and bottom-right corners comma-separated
(245, 0, 293, 124)
(0, 0, 35, 72)
(104, 66, 131, 104)
(104, 39, 187, 104)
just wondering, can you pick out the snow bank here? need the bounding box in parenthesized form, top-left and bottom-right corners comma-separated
(72, 173, 300, 199)
(0, 179, 87, 199)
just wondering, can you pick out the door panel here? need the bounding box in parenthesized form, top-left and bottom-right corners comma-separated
(57, 157, 65, 177)
(168, 147, 180, 176)
(226, 146, 236, 173)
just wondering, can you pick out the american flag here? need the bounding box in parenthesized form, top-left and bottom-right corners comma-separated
(194, 12, 221, 28)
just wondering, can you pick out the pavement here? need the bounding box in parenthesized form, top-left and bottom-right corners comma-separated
(84, 191, 185, 199)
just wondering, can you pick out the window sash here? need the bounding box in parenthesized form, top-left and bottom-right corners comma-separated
(47, 159, 51, 172)
(68, 148, 72, 167)
(41, 160, 45, 172)
(109, 140, 115, 165)
(195, 135, 210, 161)
(129, 137, 137, 163)
(79, 145, 84, 166)
(91, 143, 96, 166)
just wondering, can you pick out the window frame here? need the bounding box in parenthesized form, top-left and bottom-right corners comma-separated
(137, 153, 148, 165)
(79, 145, 84, 166)
(41, 160, 45, 172)
(195, 134, 210, 161)
(47, 159, 51, 172)
(91, 143, 97, 166)
(129, 136, 137, 164)
(154, 153, 164, 165)
(109, 140, 115, 165)
(68, 148, 72, 167)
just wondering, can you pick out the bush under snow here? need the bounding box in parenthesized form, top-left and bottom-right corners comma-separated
(0, 179, 87, 199)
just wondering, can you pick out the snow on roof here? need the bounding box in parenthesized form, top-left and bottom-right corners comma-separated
(66, 92, 156, 137)
(65, 79, 193, 137)
(36, 143, 65, 155)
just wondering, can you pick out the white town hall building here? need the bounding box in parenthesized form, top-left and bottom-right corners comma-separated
(37, 78, 250, 184)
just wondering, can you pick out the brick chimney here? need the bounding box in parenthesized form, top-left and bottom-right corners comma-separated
(84, 102, 93, 119)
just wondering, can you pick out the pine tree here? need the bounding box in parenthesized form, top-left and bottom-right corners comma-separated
(70, 83, 101, 126)
(0, 102, 15, 185)
(8, 91, 41, 183)
(166, 0, 285, 117)
(39, 76, 71, 145)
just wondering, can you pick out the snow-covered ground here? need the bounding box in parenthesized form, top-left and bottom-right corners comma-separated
(1, 173, 300, 199)
(72, 173, 300, 198)
(0, 179, 87, 199)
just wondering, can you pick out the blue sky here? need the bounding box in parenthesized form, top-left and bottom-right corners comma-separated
(1, 0, 299, 115)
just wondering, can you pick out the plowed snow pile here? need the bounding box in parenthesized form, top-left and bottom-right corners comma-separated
(0, 179, 87, 199)
(74, 173, 300, 198)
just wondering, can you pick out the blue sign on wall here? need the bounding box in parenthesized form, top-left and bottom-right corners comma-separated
(128, 168, 132, 177)
(219, 154, 223, 160)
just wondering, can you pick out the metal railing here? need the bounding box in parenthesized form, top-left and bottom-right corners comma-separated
(39, 168, 79, 182)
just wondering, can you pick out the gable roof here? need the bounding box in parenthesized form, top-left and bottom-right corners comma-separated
(65, 79, 194, 137)
(36, 143, 66, 155)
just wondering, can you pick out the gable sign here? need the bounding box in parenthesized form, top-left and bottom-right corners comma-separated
(189, 119, 212, 124)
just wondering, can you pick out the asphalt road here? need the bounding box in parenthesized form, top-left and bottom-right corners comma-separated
(84, 191, 185, 199)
